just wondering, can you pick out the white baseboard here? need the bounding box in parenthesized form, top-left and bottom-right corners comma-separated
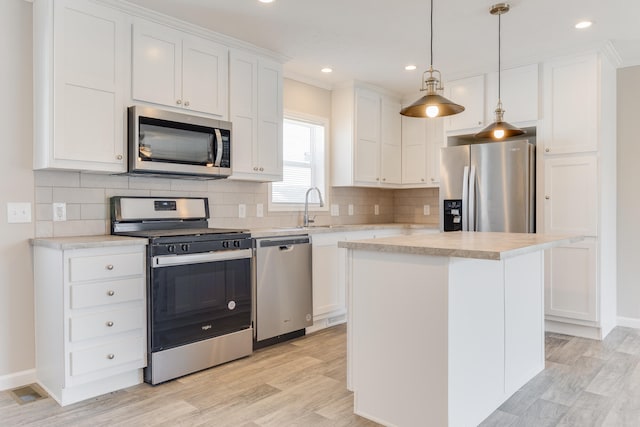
(0, 369, 36, 392)
(617, 316, 640, 329)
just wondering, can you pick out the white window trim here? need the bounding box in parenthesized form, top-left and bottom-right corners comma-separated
(268, 110, 330, 213)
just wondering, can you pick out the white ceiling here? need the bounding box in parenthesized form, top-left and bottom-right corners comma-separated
(126, 0, 640, 97)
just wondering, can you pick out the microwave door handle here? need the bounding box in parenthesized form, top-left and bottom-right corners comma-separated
(462, 166, 469, 231)
(214, 129, 223, 167)
(468, 165, 476, 232)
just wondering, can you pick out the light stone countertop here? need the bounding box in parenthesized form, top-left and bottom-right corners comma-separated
(249, 223, 438, 238)
(30, 235, 148, 250)
(338, 231, 582, 260)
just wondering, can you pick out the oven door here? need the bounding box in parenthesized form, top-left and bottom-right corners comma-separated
(149, 249, 252, 352)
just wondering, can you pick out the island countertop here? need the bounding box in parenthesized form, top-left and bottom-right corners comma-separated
(338, 231, 582, 260)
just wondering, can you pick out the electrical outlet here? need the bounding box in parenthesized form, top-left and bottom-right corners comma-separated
(238, 204, 246, 218)
(53, 202, 66, 222)
(374, 204, 379, 215)
(331, 204, 339, 216)
(7, 202, 31, 223)
(256, 203, 264, 218)
(423, 205, 430, 216)
(348, 204, 354, 216)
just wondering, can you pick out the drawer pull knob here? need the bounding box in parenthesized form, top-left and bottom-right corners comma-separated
(106, 264, 114, 270)
(545, 195, 550, 200)
(106, 321, 114, 327)
(107, 354, 115, 360)
(107, 290, 115, 296)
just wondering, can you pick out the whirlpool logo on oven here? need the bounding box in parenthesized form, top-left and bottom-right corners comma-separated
(201, 324, 212, 331)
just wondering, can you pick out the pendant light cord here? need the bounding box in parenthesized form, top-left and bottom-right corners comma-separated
(498, 11, 501, 101)
(430, 0, 434, 67)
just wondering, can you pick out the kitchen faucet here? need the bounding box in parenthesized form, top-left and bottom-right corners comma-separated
(303, 187, 324, 227)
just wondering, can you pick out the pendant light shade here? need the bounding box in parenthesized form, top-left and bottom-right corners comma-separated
(475, 3, 524, 139)
(400, 0, 464, 118)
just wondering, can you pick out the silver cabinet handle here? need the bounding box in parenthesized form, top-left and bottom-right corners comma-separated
(376, 177, 379, 181)
(116, 154, 123, 160)
(253, 167, 259, 171)
(545, 195, 550, 200)
(107, 354, 115, 360)
(259, 167, 264, 172)
(106, 264, 114, 270)
(431, 178, 436, 182)
(184, 101, 190, 107)
(176, 99, 182, 105)
(545, 148, 550, 153)
(421, 178, 425, 182)
(478, 121, 483, 125)
(382, 178, 386, 182)
(107, 290, 115, 296)
(106, 321, 114, 327)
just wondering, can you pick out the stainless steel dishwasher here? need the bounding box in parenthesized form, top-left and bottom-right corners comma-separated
(253, 235, 312, 348)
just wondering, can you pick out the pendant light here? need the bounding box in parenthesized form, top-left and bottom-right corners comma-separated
(475, 3, 525, 139)
(400, 0, 464, 118)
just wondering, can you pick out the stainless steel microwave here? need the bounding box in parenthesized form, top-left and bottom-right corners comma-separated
(128, 106, 232, 179)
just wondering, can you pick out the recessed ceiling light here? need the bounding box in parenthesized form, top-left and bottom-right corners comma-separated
(321, 67, 333, 73)
(575, 21, 592, 29)
(405, 65, 417, 71)
(258, 0, 274, 3)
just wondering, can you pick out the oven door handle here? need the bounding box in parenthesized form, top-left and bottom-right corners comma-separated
(152, 249, 252, 268)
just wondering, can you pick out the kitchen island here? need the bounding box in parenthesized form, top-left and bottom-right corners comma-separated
(339, 232, 580, 427)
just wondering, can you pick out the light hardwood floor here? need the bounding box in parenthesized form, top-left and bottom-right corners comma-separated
(3, 325, 640, 426)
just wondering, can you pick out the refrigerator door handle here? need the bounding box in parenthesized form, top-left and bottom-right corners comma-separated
(462, 166, 470, 231)
(468, 165, 476, 231)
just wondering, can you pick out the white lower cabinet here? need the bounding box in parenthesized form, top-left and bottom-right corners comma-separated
(33, 242, 147, 406)
(308, 228, 408, 333)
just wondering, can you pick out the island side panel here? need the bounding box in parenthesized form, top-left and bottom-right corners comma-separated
(348, 249, 449, 427)
(448, 257, 506, 427)
(504, 250, 545, 394)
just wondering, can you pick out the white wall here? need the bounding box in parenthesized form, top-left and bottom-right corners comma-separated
(0, 0, 36, 387)
(617, 66, 640, 321)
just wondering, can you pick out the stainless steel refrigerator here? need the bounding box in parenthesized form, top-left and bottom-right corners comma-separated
(439, 140, 535, 232)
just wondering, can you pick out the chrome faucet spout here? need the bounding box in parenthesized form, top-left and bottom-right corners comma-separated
(303, 187, 324, 227)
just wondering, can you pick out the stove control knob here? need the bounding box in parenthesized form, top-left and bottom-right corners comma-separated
(181, 244, 189, 252)
(233, 240, 241, 248)
(222, 241, 230, 249)
(167, 245, 176, 253)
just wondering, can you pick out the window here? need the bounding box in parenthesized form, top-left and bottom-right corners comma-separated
(270, 113, 327, 211)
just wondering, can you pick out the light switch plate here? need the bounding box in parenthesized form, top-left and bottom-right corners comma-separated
(7, 202, 31, 223)
(53, 202, 66, 222)
(256, 203, 264, 218)
(331, 204, 339, 216)
(348, 204, 354, 216)
(374, 204, 379, 215)
(423, 205, 430, 216)
(238, 204, 246, 218)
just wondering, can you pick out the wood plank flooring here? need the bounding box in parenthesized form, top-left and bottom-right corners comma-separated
(3, 325, 640, 426)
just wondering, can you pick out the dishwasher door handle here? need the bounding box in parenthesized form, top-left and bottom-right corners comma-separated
(279, 245, 293, 251)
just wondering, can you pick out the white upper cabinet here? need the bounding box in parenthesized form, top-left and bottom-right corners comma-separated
(401, 113, 444, 187)
(132, 18, 228, 118)
(332, 84, 402, 187)
(542, 54, 598, 154)
(228, 50, 283, 182)
(33, 0, 129, 172)
(485, 64, 539, 125)
(445, 75, 486, 133)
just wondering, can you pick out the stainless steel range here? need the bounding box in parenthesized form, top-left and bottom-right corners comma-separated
(110, 196, 253, 385)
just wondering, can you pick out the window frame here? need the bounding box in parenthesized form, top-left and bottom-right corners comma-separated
(268, 110, 330, 213)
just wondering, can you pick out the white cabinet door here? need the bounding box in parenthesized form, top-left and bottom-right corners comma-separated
(486, 64, 539, 125)
(446, 75, 485, 132)
(257, 58, 283, 179)
(401, 115, 427, 184)
(543, 155, 598, 236)
(132, 19, 182, 109)
(311, 233, 348, 318)
(545, 238, 598, 322)
(380, 99, 402, 185)
(354, 88, 381, 184)
(182, 35, 228, 117)
(132, 19, 228, 118)
(426, 118, 445, 185)
(36, 0, 129, 172)
(543, 55, 598, 154)
(229, 51, 283, 182)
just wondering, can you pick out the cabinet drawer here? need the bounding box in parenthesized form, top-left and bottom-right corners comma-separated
(70, 336, 144, 376)
(69, 252, 144, 282)
(70, 306, 143, 342)
(71, 278, 143, 309)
